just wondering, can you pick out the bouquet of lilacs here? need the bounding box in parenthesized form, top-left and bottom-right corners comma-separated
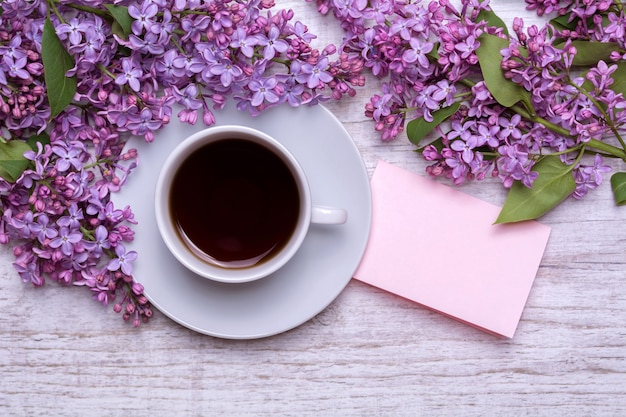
(310, 0, 626, 223)
(0, 0, 363, 325)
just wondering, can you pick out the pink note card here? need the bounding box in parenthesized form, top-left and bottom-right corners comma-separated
(354, 161, 551, 338)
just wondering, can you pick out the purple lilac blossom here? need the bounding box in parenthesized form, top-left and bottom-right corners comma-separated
(0, 0, 366, 326)
(313, 0, 626, 200)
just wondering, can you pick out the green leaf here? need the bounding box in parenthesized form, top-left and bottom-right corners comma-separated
(610, 172, 626, 205)
(0, 140, 32, 183)
(421, 137, 445, 153)
(549, 15, 578, 32)
(105, 5, 133, 39)
(406, 102, 461, 147)
(476, 33, 532, 108)
(476, 8, 509, 36)
(41, 18, 77, 119)
(495, 155, 577, 223)
(570, 41, 621, 66)
(26, 132, 51, 151)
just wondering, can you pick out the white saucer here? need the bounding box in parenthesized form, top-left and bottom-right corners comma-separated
(111, 103, 372, 339)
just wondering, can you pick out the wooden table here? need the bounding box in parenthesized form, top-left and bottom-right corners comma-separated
(2, 1, 625, 415)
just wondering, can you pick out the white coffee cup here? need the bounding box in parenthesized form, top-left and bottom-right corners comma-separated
(154, 125, 347, 283)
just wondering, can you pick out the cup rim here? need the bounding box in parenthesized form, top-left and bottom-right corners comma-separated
(154, 125, 312, 284)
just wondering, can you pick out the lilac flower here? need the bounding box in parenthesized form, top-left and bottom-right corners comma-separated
(476, 123, 501, 147)
(115, 58, 143, 92)
(298, 56, 334, 89)
(70, 26, 105, 62)
(56, 18, 90, 45)
(208, 58, 243, 87)
(497, 144, 537, 188)
(499, 114, 523, 140)
(451, 137, 480, 164)
(455, 35, 479, 61)
(362, 0, 392, 24)
(4, 55, 29, 79)
(413, 87, 440, 122)
(0, 34, 27, 60)
(368, 93, 392, 121)
(57, 204, 84, 230)
(431, 80, 456, 107)
(573, 154, 612, 198)
(14, 255, 43, 286)
(126, 107, 163, 138)
(249, 77, 280, 106)
(154, 49, 186, 81)
(83, 225, 111, 256)
(52, 144, 84, 172)
(107, 244, 138, 276)
(173, 84, 203, 111)
(30, 214, 59, 244)
(129, 0, 159, 35)
(49, 226, 83, 256)
(255, 26, 289, 60)
(586, 60, 617, 92)
(402, 37, 433, 68)
(293, 21, 316, 43)
(230, 27, 259, 58)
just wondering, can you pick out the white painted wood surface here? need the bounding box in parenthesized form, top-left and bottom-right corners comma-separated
(1, 1, 625, 416)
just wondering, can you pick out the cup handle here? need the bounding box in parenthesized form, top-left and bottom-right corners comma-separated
(311, 205, 348, 225)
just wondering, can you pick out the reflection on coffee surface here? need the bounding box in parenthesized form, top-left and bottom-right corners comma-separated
(170, 139, 300, 268)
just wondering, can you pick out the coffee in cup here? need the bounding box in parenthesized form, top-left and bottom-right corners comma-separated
(155, 125, 347, 283)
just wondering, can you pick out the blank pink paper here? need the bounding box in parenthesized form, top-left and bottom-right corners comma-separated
(353, 160, 551, 338)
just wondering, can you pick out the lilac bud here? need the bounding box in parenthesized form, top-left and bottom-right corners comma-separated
(11, 20, 24, 32)
(27, 63, 43, 75)
(126, 302, 136, 314)
(593, 15, 602, 25)
(52, 250, 63, 262)
(203, 109, 216, 125)
(323, 44, 337, 55)
(132, 282, 144, 295)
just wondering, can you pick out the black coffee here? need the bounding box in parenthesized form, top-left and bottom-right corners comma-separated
(169, 138, 300, 269)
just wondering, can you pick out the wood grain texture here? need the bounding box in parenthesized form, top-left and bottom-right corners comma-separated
(1, 2, 625, 416)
